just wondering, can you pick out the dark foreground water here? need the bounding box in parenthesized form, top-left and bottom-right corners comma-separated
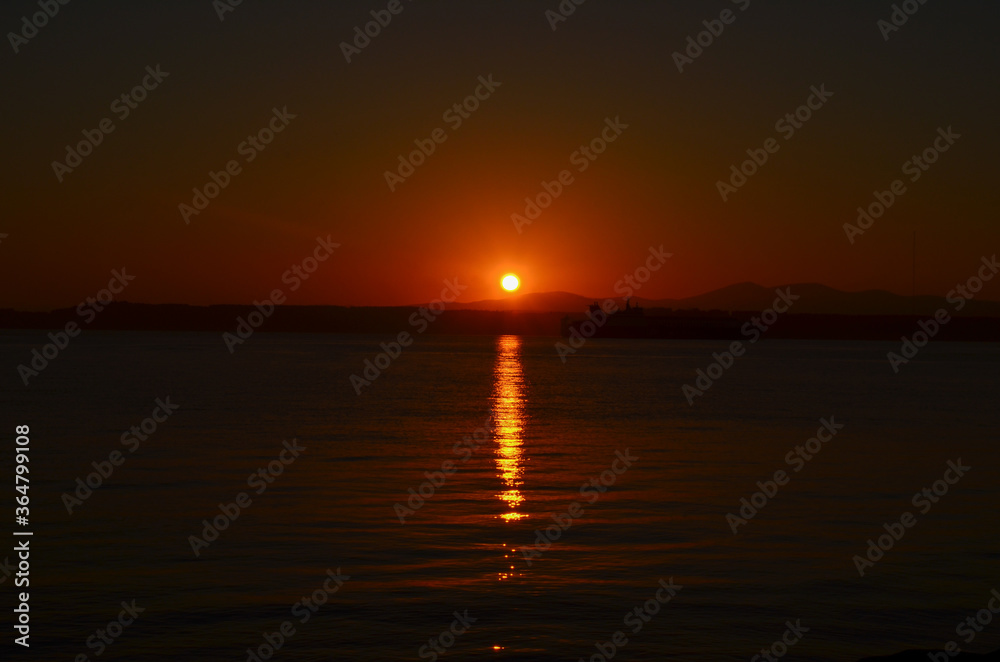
(1, 331, 998, 661)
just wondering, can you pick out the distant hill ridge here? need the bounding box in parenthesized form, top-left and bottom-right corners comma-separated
(448, 282, 1000, 317)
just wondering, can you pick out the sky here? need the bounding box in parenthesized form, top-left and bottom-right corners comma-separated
(1, 0, 999, 309)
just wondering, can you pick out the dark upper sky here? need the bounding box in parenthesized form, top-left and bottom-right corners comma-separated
(2, 0, 998, 309)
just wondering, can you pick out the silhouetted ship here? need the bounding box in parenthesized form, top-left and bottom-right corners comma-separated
(560, 298, 743, 339)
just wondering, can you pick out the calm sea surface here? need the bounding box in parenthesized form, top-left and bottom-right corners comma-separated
(1, 331, 998, 661)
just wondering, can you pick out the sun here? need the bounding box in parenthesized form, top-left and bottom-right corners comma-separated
(501, 273, 520, 292)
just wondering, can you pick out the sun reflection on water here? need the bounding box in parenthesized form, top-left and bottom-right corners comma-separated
(491, 335, 527, 524)
(491, 336, 529, 584)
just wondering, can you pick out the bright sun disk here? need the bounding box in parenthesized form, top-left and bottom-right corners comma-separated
(501, 274, 520, 292)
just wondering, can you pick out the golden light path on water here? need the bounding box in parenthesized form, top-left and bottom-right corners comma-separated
(491, 335, 526, 522)
(491, 335, 528, 585)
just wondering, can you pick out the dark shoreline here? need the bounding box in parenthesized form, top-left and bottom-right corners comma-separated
(2, 303, 1000, 341)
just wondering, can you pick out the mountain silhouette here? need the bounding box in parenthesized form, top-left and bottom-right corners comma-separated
(449, 283, 1000, 317)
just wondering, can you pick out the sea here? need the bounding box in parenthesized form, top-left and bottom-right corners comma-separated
(1, 331, 998, 661)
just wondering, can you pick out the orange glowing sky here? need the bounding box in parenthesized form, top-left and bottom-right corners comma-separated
(2, 1, 998, 310)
